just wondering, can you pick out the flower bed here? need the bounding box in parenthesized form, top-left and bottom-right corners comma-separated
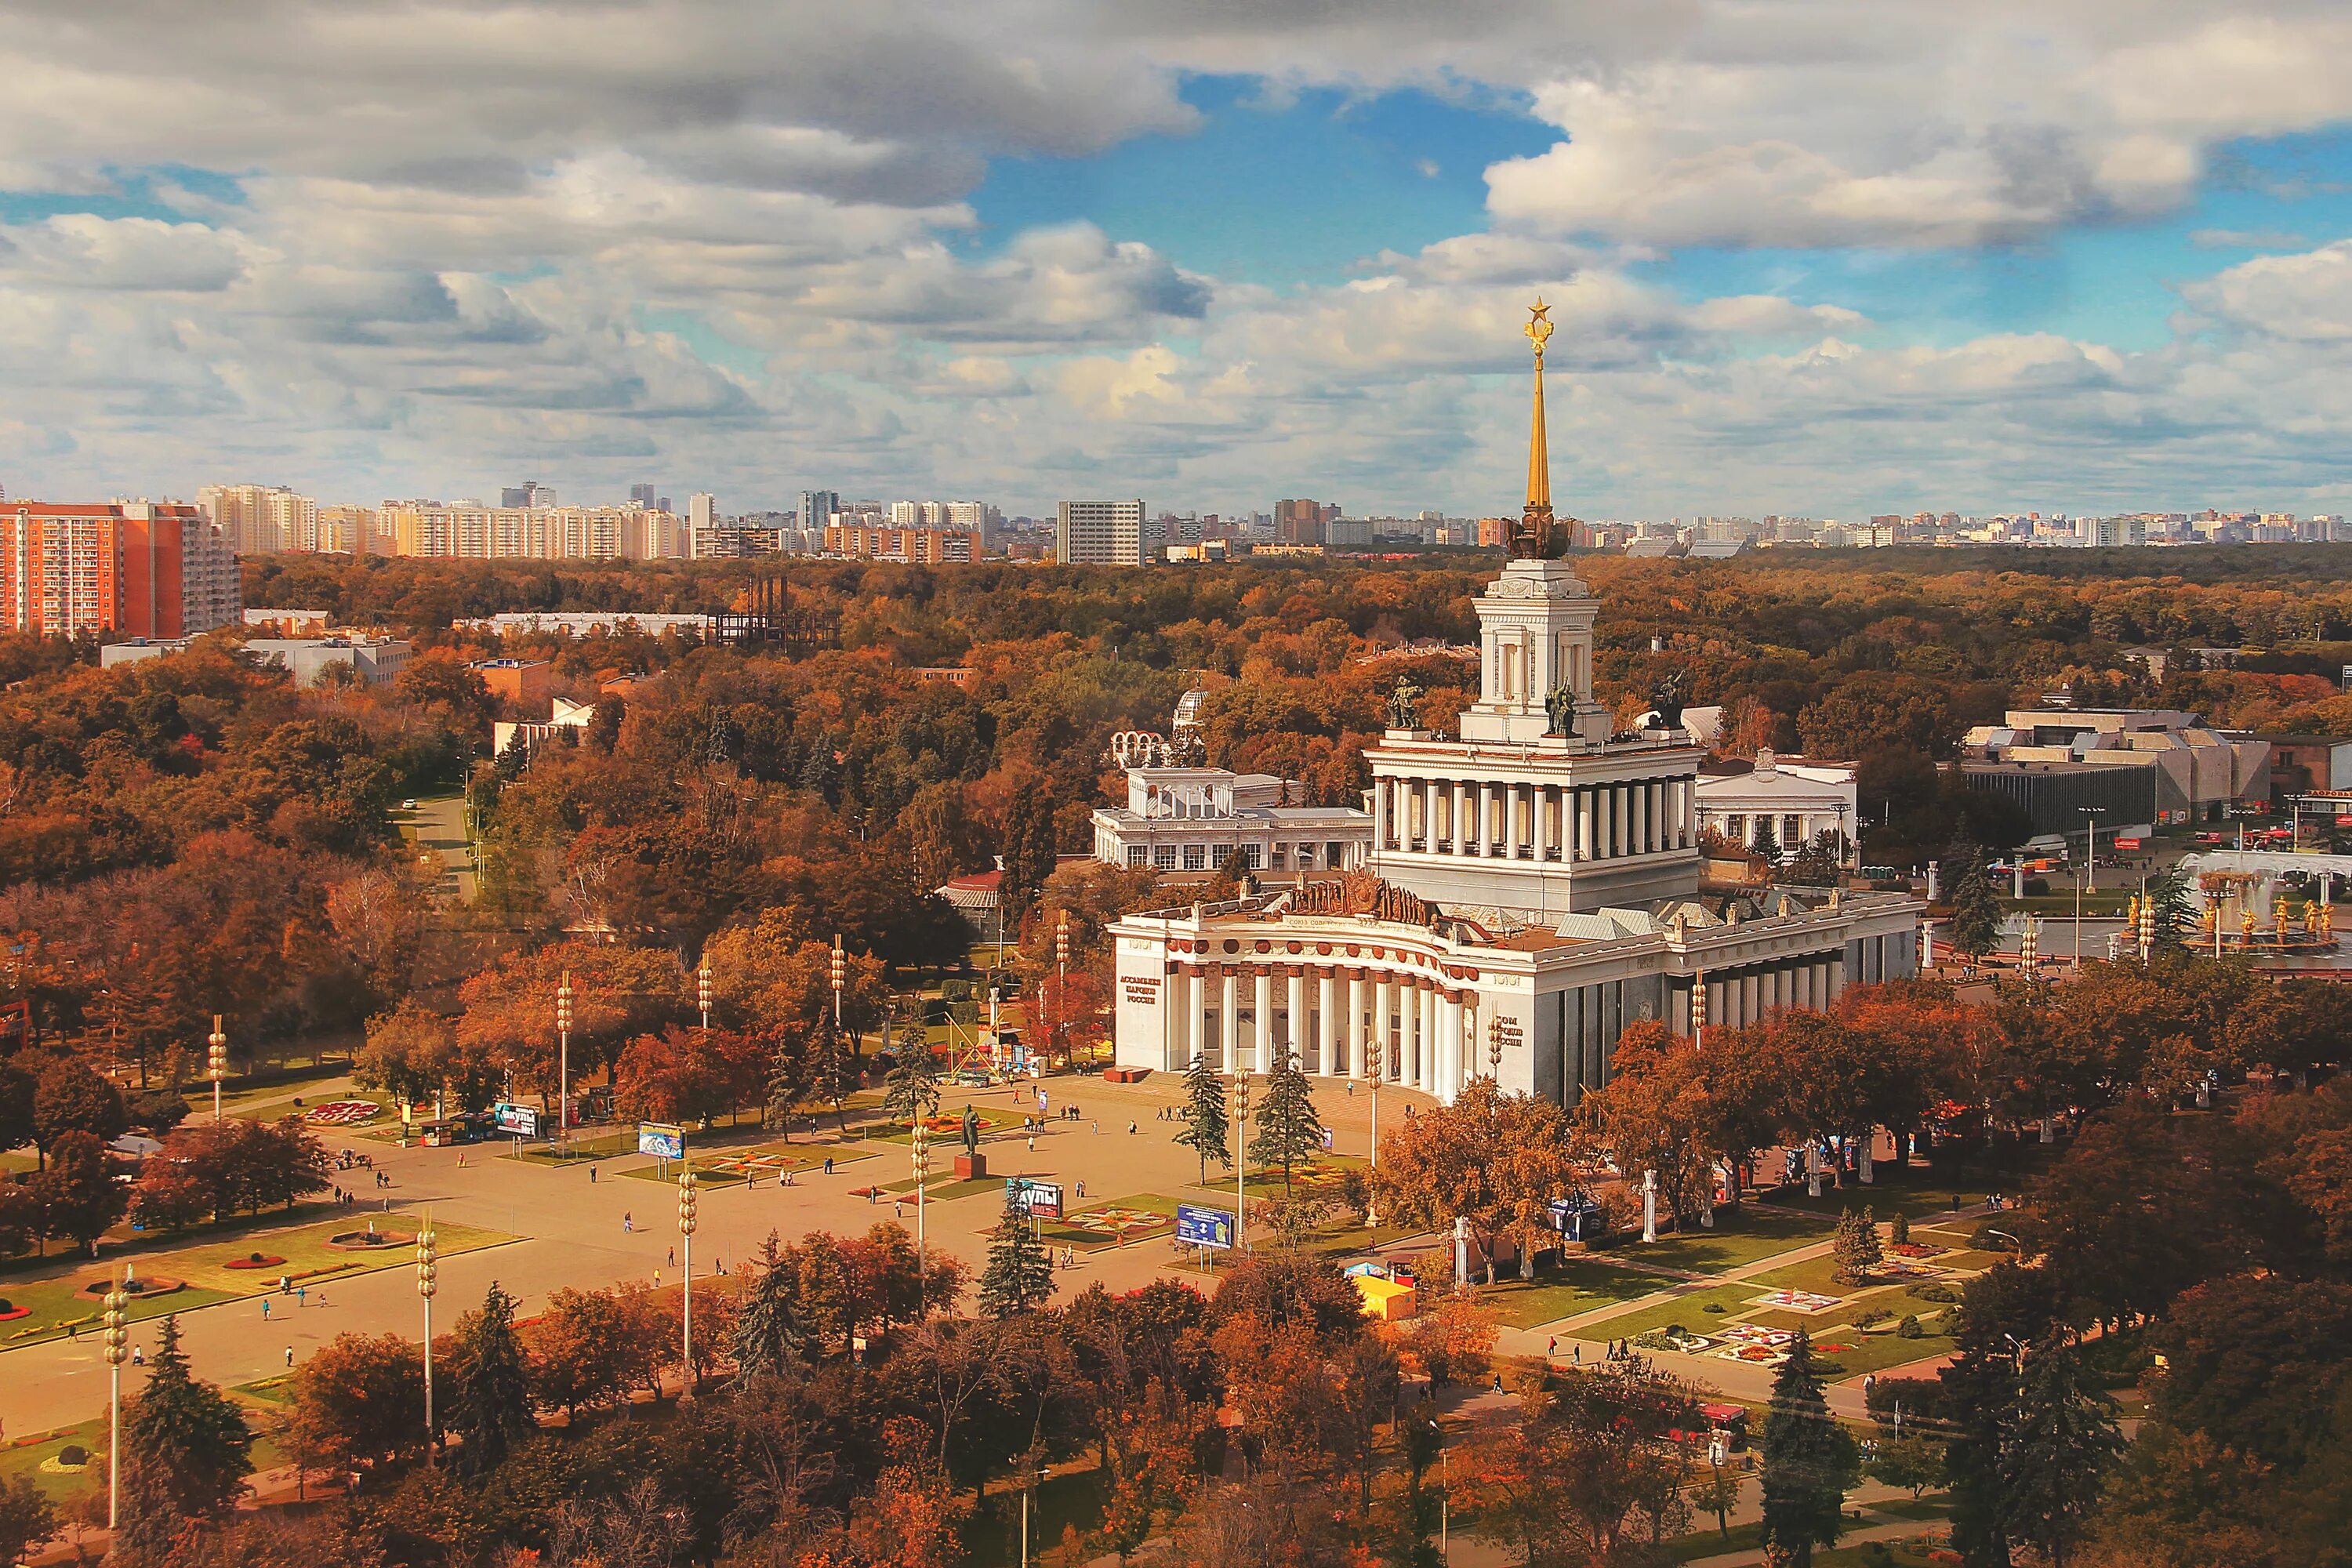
(325, 1229, 416, 1250)
(223, 1253, 287, 1270)
(305, 1101, 381, 1125)
(76, 1276, 185, 1299)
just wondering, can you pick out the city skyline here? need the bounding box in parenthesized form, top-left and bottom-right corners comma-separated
(6, 5, 2352, 517)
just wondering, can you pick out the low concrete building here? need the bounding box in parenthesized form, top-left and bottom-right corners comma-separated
(244, 636, 412, 688)
(494, 695, 597, 757)
(1962, 707, 2268, 825)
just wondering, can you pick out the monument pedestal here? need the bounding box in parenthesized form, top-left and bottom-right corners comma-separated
(953, 1152, 988, 1180)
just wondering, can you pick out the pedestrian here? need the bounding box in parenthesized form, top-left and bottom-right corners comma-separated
(285, 1345, 295, 1367)
(667, 1246, 677, 1269)
(296, 1285, 307, 1308)
(868, 1186, 877, 1205)
(1573, 1341, 1581, 1364)
(1548, 1335, 1557, 1359)
(624, 1211, 633, 1232)
(590, 1166, 597, 1184)
(1092, 1120, 1100, 1134)
(824, 1156, 834, 1175)
(316, 1290, 326, 1308)
(1027, 1135, 1036, 1152)
(1346, 1080, 1355, 1097)
(261, 1299, 270, 1321)
(132, 1345, 144, 1366)
(1127, 1120, 1138, 1134)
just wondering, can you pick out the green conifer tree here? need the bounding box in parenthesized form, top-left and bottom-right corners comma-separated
(733, 1231, 810, 1377)
(978, 1199, 1057, 1319)
(1889, 1209, 1911, 1247)
(1247, 1050, 1327, 1192)
(1760, 1330, 1858, 1568)
(1831, 1205, 1882, 1286)
(114, 1316, 255, 1563)
(447, 1280, 536, 1475)
(1998, 1338, 2123, 1568)
(1173, 1051, 1232, 1185)
(1751, 817, 1784, 867)
(762, 1028, 807, 1142)
(881, 1022, 943, 1126)
(1947, 840, 2004, 969)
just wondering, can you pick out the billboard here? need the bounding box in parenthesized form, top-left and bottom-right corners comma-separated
(1175, 1203, 1235, 1250)
(637, 1123, 685, 1161)
(492, 1101, 541, 1138)
(1006, 1178, 1063, 1219)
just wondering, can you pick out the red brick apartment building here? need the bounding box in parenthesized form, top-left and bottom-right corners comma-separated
(0, 502, 241, 638)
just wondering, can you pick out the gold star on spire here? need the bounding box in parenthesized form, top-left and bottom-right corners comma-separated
(1524, 299, 1553, 522)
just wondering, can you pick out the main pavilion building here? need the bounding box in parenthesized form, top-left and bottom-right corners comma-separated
(1107, 303, 1922, 1108)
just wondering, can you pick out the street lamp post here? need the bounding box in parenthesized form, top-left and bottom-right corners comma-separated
(677, 1168, 699, 1396)
(1231, 1069, 1250, 1257)
(207, 1014, 228, 1123)
(698, 955, 713, 1032)
(2074, 808, 2102, 967)
(1054, 913, 1070, 1069)
(1488, 1017, 1504, 1082)
(555, 972, 574, 1156)
(911, 1123, 931, 1299)
(1691, 971, 1708, 1051)
(416, 1217, 437, 1465)
(103, 1269, 128, 1529)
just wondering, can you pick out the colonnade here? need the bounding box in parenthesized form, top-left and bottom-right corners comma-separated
(1164, 962, 1474, 1098)
(1686, 953, 1845, 1033)
(1370, 774, 1692, 862)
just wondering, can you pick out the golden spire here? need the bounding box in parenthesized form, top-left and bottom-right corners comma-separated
(1524, 298, 1553, 516)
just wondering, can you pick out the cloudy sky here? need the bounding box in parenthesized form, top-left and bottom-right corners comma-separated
(7, 1, 2352, 521)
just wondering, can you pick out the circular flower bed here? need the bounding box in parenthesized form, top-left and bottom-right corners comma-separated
(222, 1252, 287, 1270)
(0, 1300, 26, 1322)
(326, 1229, 415, 1250)
(77, 1276, 185, 1299)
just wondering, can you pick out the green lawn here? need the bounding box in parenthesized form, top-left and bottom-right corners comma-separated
(1667, 1521, 1763, 1563)
(503, 1128, 644, 1164)
(1037, 1192, 1183, 1251)
(863, 1175, 1002, 1204)
(1575, 1283, 1763, 1341)
(1606, 1207, 1835, 1273)
(0, 1216, 513, 1350)
(1475, 1257, 1681, 1330)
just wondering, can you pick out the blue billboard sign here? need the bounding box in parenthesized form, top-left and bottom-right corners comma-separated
(637, 1123, 685, 1161)
(1175, 1203, 1235, 1250)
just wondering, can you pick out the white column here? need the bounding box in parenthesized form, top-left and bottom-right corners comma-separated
(1173, 968, 1195, 1069)
(1504, 782, 1521, 859)
(1475, 783, 1492, 854)
(1374, 779, 1390, 850)
(1218, 969, 1239, 1072)
(1347, 971, 1367, 1080)
(1630, 782, 1646, 855)
(1254, 970, 1274, 1073)
(1316, 974, 1336, 1075)
(1286, 971, 1306, 1069)
(1450, 781, 1466, 852)
(1576, 787, 1592, 861)
(1614, 786, 1630, 859)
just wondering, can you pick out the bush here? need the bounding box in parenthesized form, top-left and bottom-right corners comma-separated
(1701, 1301, 1727, 1313)
(2023, 877, 2050, 896)
(1853, 1308, 1893, 1328)
(1896, 1315, 1924, 1338)
(1889, 1210, 1911, 1247)
(56, 1445, 86, 1467)
(1915, 1282, 1961, 1304)
(941, 979, 971, 1003)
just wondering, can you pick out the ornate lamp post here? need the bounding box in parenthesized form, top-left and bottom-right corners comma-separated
(1231, 1069, 1250, 1256)
(416, 1217, 438, 1464)
(554, 971, 574, 1155)
(1054, 913, 1071, 1067)
(207, 1014, 228, 1123)
(1691, 971, 1708, 1051)
(698, 954, 713, 1031)
(677, 1168, 699, 1396)
(103, 1270, 129, 1529)
(1488, 1015, 1504, 1081)
(911, 1123, 931, 1299)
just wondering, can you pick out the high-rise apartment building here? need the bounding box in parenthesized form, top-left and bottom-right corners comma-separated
(198, 484, 319, 554)
(1274, 498, 1324, 546)
(630, 484, 658, 510)
(799, 490, 840, 532)
(0, 502, 239, 638)
(1056, 499, 1147, 564)
(381, 504, 684, 562)
(688, 492, 716, 530)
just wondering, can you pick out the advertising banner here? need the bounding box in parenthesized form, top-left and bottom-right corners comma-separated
(492, 1101, 541, 1138)
(1175, 1203, 1235, 1250)
(637, 1123, 686, 1161)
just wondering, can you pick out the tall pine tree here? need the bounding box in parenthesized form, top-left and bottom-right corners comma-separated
(1831, 1205, 1882, 1286)
(762, 1028, 808, 1142)
(809, 1013, 855, 1132)
(734, 1230, 811, 1377)
(1759, 1330, 1857, 1568)
(1248, 1050, 1327, 1192)
(1173, 1051, 1232, 1185)
(978, 1199, 1056, 1319)
(114, 1316, 255, 1564)
(1947, 839, 2003, 969)
(881, 1026, 943, 1126)
(446, 1280, 536, 1476)
(1997, 1337, 2123, 1568)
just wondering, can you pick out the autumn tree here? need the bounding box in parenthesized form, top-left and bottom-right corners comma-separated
(457, 940, 688, 1104)
(1831, 1205, 1882, 1286)
(355, 998, 502, 1116)
(281, 1331, 427, 1479)
(1578, 1021, 1720, 1228)
(33, 1130, 126, 1254)
(1373, 1077, 1585, 1283)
